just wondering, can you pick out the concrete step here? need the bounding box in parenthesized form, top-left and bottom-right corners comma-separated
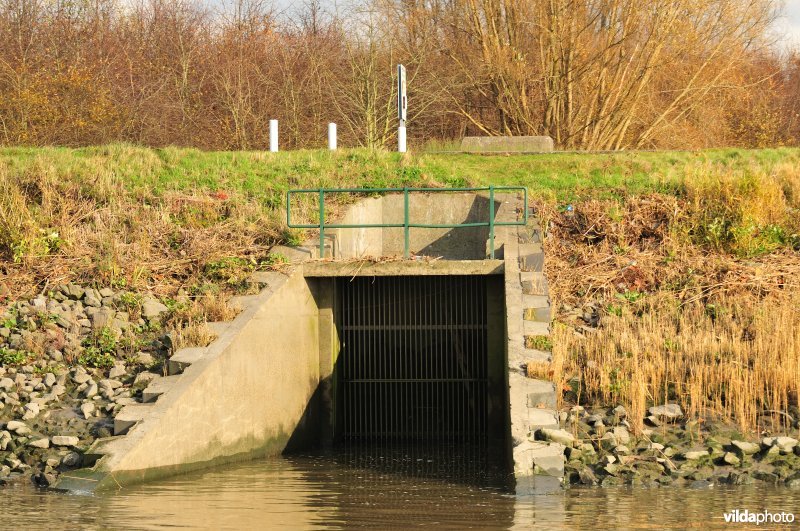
(520, 271, 549, 296)
(524, 349, 552, 363)
(528, 408, 559, 430)
(523, 320, 550, 336)
(114, 403, 154, 435)
(248, 271, 287, 288)
(228, 294, 260, 313)
(168, 347, 206, 375)
(531, 442, 566, 477)
(525, 379, 557, 409)
(205, 321, 230, 336)
(266, 245, 313, 264)
(519, 251, 544, 272)
(513, 440, 565, 479)
(142, 375, 182, 403)
(522, 294, 549, 309)
(523, 306, 551, 322)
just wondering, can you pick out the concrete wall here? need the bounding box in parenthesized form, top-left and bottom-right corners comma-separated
(72, 270, 322, 489)
(460, 136, 554, 153)
(329, 196, 383, 258)
(329, 193, 498, 260)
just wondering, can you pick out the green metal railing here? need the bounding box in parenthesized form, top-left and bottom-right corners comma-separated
(286, 186, 527, 259)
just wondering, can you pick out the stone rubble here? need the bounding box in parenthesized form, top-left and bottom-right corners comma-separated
(0, 283, 173, 487)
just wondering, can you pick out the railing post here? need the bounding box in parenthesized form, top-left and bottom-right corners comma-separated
(489, 185, 495, 259)
(403, 187, 410, 258)
(319, 189, 325, 258)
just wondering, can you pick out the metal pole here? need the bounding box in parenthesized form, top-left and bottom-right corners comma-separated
(403, 187, 410, 258)
(328, 123, 337, 150)
(319, 189, 325, 258)
(489, 185, 495, 259)
(269, 119, 278, 152)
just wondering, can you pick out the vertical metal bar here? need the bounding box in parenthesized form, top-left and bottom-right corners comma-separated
(403, 187, 410, 259)
(489, 185, 496, 259)
(286, 191, 291, 227)
(319, 189, 326, 258)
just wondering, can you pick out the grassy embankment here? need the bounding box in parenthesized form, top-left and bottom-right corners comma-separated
(1, 144, 799, 434)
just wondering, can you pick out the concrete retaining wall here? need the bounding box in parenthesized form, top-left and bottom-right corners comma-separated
(327, 193, 499, 260)
(461, 136, 554, 153)
(56, 270, 321, 491)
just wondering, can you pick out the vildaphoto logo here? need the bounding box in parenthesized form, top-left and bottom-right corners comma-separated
(723, 509, 795, 525)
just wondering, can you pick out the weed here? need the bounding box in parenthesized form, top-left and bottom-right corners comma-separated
(525, 335, 553, 350)
(78, 347, 115, 368)
(0, 347, 28, 365)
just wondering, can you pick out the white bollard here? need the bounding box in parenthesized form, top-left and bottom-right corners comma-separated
(269, 119, 278, 152)
(398, 125, 407, 153)
(328, 123, 337, 150)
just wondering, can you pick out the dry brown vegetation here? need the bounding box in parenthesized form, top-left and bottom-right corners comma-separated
(538, 166, 800, 434)
(0, 0, 799, 150)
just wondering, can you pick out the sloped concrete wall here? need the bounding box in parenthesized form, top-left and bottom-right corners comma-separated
(60, 270, 321, 490)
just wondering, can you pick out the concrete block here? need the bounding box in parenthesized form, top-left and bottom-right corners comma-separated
(460, 136, 554, 153)
(523, 320, 550, 336)
(114, 404, 153, 435)
(520, 271, 549, 296)
(522, 294, 549, 309)
(520, 252, 544, 272)
(523, 306, 551, 322)
(531, 442, 566, 477)
(526, 379, 557, 409)
(168, 347, 206, 375)
(519, 242, 543, 256)
(525, 349, 552, 363)
(142, 375, 182, 403)
(528, 408, 559, 430)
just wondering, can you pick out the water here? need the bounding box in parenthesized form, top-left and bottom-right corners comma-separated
(1, 456, 799, 530)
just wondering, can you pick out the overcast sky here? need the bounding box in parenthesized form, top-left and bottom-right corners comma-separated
(784, 2, 800, 46)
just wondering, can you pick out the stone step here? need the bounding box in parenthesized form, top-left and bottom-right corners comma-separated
(519, 251, 544, 272)
(523, 320, 550, 336)
(520, 271, 549, 296)
(114, 403, 154, 436)
(228, 294, 260, 312)
(168, 347, 206, 375)
(142, 375, 182, 403)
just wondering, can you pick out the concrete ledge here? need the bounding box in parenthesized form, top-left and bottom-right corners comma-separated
(114, 404, 153, 435)
(523, 320, 550, 336)
(302, 259, 504, 277)
(460, 136, 554, 153)
(229, 295, 261, 312)
(521, 272, 549, 296)
(168, 347, 206, 376)
(142, 375, 182, 403)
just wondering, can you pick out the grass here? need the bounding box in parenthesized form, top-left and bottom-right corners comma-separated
(1, 144, 799, 434)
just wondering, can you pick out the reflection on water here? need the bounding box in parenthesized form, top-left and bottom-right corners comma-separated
(1, 455, 798, 530)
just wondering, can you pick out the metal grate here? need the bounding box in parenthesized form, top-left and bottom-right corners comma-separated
(337, 276, 488, 442)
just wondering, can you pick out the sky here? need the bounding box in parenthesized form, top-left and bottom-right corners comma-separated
(785, 2, 800, 47)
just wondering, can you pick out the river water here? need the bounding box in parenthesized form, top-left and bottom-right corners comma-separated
(1, 454, 798, 530)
